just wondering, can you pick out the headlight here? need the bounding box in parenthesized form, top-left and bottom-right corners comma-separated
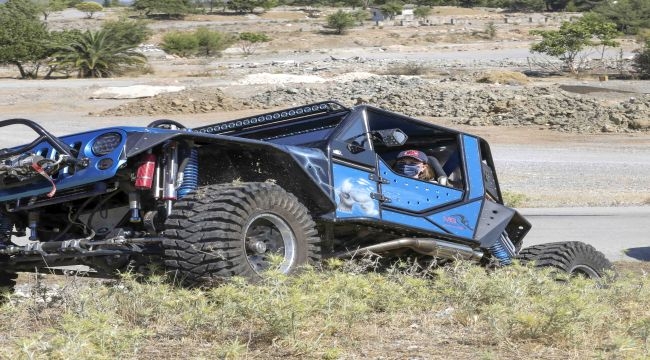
(91, 132, 122, 156)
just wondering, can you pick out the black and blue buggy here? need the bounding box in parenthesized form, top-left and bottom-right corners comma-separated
(0, 101, 612, 289)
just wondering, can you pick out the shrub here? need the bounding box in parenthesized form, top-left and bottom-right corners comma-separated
(238, 32, 271, 55)
(632, 38, 650, 79)
(325, 10, 356, 35)
(161, 31, 199, 57)
(161, 28, 233, 57)
(101, 19, 152, 47)
(195, 27, 234, 56)
(75, 1, 103, 18)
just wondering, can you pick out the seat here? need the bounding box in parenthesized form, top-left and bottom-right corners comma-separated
(427, 156, 449, 186)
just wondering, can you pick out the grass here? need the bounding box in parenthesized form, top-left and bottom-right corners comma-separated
(1, 260, 649, 359)
(501, 191, 529, 207)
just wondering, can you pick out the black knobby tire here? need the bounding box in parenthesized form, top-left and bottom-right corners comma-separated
(162, 182, 321, 286)
(517, 241, 613, 278)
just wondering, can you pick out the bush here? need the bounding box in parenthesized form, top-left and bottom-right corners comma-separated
(325, 10, 356, 35)
(633, 39, 650, 79)
(161, 28, 233, 57)
(161, 31, 199, 57)
(75, 1, 103, 18)
(238, 32, 271, 55)
(101, 19, 151, 47)
(195, 27, 234, 56)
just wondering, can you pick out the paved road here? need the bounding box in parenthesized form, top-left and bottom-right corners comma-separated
(520, 207, 650, 262)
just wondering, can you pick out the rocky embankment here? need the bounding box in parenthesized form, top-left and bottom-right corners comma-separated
(99, 75, 649, 134)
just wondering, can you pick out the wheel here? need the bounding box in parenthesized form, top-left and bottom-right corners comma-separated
(162, 182, 321, 286)
(517, 241, 613, 279)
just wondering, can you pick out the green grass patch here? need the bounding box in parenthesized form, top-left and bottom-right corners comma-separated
(1, 261, 649, 359)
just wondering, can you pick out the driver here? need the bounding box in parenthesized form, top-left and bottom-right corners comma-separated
(392, 149, 434, 181)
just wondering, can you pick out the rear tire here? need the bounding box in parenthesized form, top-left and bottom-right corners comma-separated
(517, 241, 613, 279)
(163, 182, 321, 286)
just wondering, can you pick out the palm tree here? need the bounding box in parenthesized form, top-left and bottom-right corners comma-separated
(51, 29, 146, 78)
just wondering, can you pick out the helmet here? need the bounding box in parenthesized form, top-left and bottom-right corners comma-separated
(393, 150, 432, 180)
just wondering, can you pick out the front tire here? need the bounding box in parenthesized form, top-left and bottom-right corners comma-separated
(517, 241, 613, 278)
(163, 182, 321, 286)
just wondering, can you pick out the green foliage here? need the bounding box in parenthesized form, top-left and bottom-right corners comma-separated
(75, 1, 103, 18)
(501, 191, 528, 207)
(133, 0, 192, 18)
(101, 19, 151, 47)
(413, 6, 431, 20)
(0, 0, 50, 78)
(195, 27, 233, 56)
(161, 31, 199, 57)
(633, 39, 650, 79)
(227, 0, 277, 13)
(580, 12, 620, 58)
(238, 31, 271, 55)
(162, 28, 233, 57)
(2, 262, 650, 358)
(50, 29, 146, 77)
(325, 10, 356, 35)
(530, 16, 619, 74)
(593, 0, 650, 35)
(32, 0, 67, 20)
(380, 1, 402, 19)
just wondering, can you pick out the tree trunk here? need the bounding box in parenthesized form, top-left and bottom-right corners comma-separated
(13, 62, 27, 79)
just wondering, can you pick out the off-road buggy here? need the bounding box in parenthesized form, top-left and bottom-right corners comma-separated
(0, 101, 612, 289)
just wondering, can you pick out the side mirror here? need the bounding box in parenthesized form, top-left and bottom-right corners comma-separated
(373, 128, 408, 147)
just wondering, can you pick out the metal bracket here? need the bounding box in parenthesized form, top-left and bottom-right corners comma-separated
(370, 192, 391, 203)
(368, 173, 390, 184)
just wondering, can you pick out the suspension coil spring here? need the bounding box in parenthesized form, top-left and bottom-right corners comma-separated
(177, 149, 199, 198)
(489, 233, 516, 265)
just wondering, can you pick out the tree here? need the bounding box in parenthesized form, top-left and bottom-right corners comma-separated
(238, 31, 270, 55)
(325, 10, 356, 35)
(0, 0, 50, 78)
(161, 28, 233, 57)
(580, 12, 620, 59)
(632, 38, 650, 79)
(75, 1, 103, 18)
(32, 0, 67, 21)
(227, 0, 256, 13)
(594, 0, 650, 35)
(529, 17, 619, 74)
(501, 0, 545, 11)
(44, 29, 82, 77)
(413, 6, 431, 21)
(101, 18, 151, 47)
(51, 29, 146, 77)
(133, 0, 192, 18)
(380, 2, 402, 20)
(195, 27, 233, 56)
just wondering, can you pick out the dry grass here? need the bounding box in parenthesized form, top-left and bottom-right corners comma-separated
(1, 260, 649, 359)
(476, 70, 530, 85)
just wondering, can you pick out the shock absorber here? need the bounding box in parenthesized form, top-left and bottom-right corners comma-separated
(161, 141, 179, 216)
(177, 148, 199, 199)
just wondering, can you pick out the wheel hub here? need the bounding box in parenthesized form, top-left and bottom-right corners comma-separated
(244, 213, 296, 274)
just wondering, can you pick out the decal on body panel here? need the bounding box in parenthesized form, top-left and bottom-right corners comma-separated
(335, 177, 379, 217)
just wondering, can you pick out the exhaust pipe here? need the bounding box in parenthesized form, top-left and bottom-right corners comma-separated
(336, 238, 484, 262)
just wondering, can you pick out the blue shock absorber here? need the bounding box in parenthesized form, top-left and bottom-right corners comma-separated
(177, 149, 199, 198)
(489, 233, 516, 265)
